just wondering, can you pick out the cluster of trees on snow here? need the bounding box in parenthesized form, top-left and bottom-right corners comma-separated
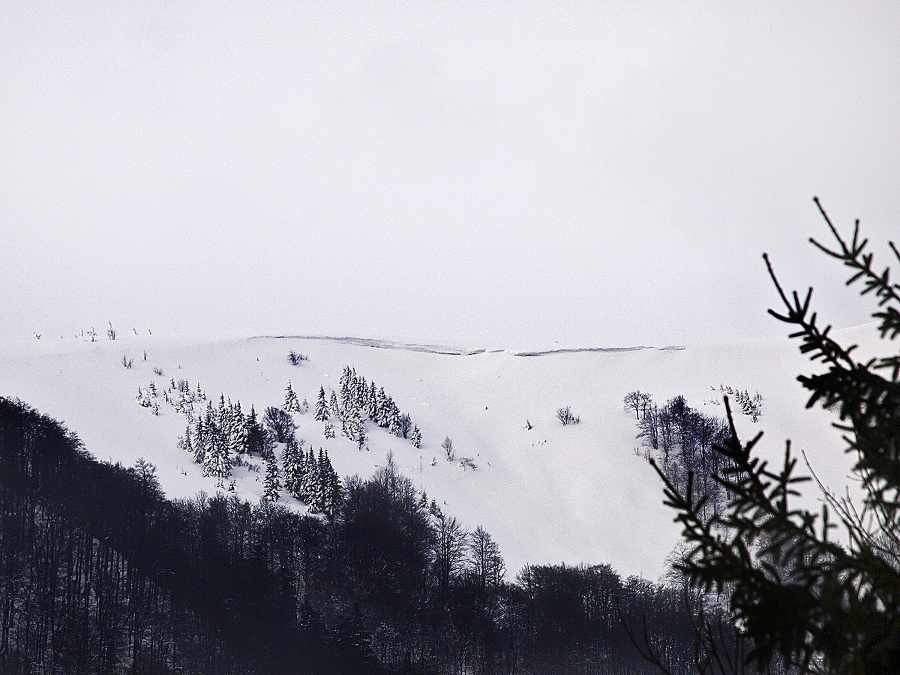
(177, 395, 269, 484)
(173, 391, 343, 516)
(138, 377, 207, 421)
(0, 395, 749, 674)
(266, 439, 342, 516)
(314, 366, 422, 449)
(717, 385, 762, 421)
(625, 391, 734, 517)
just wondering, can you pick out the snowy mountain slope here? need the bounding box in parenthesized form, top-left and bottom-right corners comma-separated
(0, 328, 874, 581)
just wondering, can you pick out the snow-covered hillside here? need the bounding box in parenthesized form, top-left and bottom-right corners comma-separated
(0, 328, 870, 581)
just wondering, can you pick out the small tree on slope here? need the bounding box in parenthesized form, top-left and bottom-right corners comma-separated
(653, 199, 900, 674)
(263, 451, 281, 503)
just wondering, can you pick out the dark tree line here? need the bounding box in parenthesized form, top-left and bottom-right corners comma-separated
(0, 396, 354, 673)
(1, 395, 748, 674)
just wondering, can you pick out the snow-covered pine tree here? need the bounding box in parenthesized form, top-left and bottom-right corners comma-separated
(410, 425, 422, 449)
(385, 398, 402, 436)
(343, 407, 361, 443)
(374, 387, 387, 426)
(324, 421, 335, 439)
(192, 417, 206, 465)
(366, 380, 378, 420)
(353, 375, 367, 411)
(205, 427, 231, 483)
(340, 412, 350, 441)
(246, 405, 265, 455)
(263, 451, 280, 502)
(329, 390, 340, 420)
(228, 401, 248, 455)
(282, 437, 303, 497)
(309, 448, 330, 512)
(216, 394, 227, 429)
(219, 398, 233, 444)
(200, 402, 217, 469)
(177, 425, 194, 457)
(137, 387, 151, 408)
(319, 449, 342, 517)
(299, 447, 319, 508)
(202, 400, 231, 482)
(177, 390, 195, 422)
(340, 383, 354, 418)
(284, 381, 301, 413)
(355, 414, 367, 450)
(314, 386, 329, 421)
(339, 366, 353, 414)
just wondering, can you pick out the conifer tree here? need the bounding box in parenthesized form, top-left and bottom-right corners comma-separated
(309, 448, 330, 512)
(339, 366, 354, 414)
(204, 424, 231, 483)
(367, 380, 379, 420)
(246, 405, 266, 456)
(217, 394, 227, 426)
(329, 390, 340, 420)
(319, 449, 342, 517)
(387, 404, 402, 437)
(178, 425, 194, 457)
(356, 415, 367, 450)
(284, 381, 301, 413)
(298, 447, 316, 505)
(353, 374, 366, 410)
(375, 387, 387, 425)
(200, 402, 217, 471)
(315, 385, 329, 421)
(410, 425, 422, 449)
(656, 200, 900, 674)
(324, 421, 335, 439)
(192, 417, 206, 465)
(263, 451, 280, 502)
(228, 401, 248, 455)
(282, 437, 303, 497)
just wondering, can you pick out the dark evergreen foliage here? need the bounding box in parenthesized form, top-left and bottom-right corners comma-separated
(653, 200, 900, 674)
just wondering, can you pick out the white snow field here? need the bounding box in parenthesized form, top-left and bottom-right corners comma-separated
(0, 326, 878, 581)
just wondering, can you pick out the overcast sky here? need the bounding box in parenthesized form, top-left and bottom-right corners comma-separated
(2, 1, 898, 349)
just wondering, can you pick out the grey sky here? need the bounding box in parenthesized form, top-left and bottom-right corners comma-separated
(2, 1, 898, 349)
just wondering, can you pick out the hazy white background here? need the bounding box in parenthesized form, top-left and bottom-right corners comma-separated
(2, 1, 898, 349)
